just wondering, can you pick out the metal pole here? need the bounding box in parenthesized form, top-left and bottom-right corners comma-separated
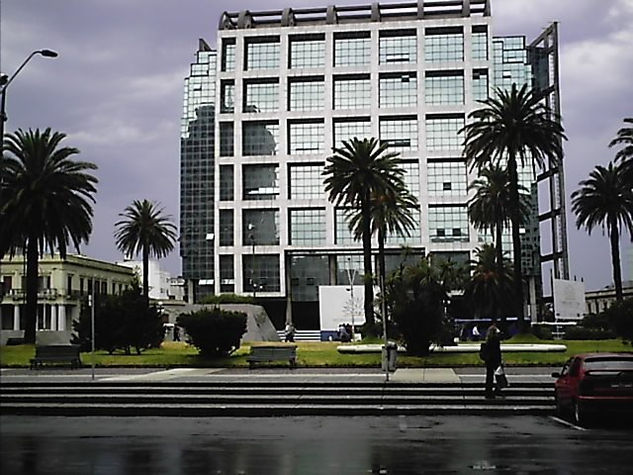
(381, 272, 389, 382)
(345, 259, 357, 339)
(251, 234, 256, 299)
(90, 280, 95, 381)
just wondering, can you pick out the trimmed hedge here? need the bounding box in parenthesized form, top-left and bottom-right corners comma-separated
(531, 324, 553, 340)
(177, 307, 247, 356)
(200, 293, 255, 304)
(564, 326, 615, 340)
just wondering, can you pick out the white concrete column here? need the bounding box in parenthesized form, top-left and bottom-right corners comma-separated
(13, 305, 20, 330)
(51, 304, 58, 331)
(58, 305, 66, 331)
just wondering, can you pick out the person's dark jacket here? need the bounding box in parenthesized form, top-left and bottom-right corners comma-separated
(485, 331, 502, 367)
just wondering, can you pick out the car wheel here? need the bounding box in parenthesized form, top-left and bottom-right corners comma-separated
(554, 394, 564, 418)
(572, 399, 585, 426)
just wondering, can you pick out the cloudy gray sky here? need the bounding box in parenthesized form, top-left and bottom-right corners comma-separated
(2, 0, 632, 291)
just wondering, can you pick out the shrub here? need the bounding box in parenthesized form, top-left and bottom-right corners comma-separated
(564, 326, 615, 340)
(531, 324, 553, 340)
(177, 307, 247, 356)
(200, 293, 255, 305)
(72, 284, 164, 354)
(602, 298, 633, 344)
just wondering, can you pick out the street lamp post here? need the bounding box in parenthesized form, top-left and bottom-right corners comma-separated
(345, 258, 357, 339)
(0, 49, 58, 300)
(0, 49, 58, 158)
(247, 223, 256, 299)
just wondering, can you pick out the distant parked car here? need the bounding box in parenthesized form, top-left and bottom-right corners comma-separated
(552, 353, 633, 425)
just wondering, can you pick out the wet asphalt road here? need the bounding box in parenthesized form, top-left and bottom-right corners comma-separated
(1, 415, 632, 474)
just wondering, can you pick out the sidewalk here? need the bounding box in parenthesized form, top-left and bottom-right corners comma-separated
(0, 366, 557, 384)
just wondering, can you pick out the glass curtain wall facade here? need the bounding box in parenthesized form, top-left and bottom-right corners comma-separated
(180, 39, 217, 302)
(200, 1, 566, 323)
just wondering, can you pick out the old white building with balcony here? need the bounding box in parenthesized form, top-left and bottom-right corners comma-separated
(0, 254, 135, 345)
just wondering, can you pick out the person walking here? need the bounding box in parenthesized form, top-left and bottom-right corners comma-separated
(483, 321, 502, 399)
(284, 322, 296, 342)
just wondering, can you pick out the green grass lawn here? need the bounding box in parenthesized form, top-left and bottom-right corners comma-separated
(1, 339, 631, 368)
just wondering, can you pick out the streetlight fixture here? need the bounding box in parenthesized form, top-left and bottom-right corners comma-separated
(0, 49, 58, 300)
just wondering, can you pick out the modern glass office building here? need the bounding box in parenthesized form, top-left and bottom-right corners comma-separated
(181, 1, 568, 326)
(180, 39, 217, 302)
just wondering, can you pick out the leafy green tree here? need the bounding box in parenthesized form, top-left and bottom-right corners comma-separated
(114, 200, 177, 300)
(571, 162, 633, 301)
(177, 307, 247, 357)
(464, 244, 514, 318)
(468, 164, 529, 270)
(460, 84, 566, 321)
(72, 283, 164, 354)
(385, 258, 462, 356)
(323, 137, 408, 326)
(0, 128, 98, 344)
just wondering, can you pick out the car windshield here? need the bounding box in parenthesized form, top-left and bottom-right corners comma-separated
(584, 358, 633, 371)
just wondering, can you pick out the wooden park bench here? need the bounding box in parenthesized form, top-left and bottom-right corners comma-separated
(247, 344, 297, 369)
(30, 345, 82, 369)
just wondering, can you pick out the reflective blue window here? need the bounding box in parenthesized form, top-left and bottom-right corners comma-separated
(289, 163, 325, 200)
(243, 164, 279, 201)
(379, 32, 417, 64)
(425, 115, 464, 151)
(472, 26, 488, 61)
(425, 72, 464, 105)
(244, 80, 279, 113)
(334, 33, 370, 67)
(245, 38, 280, 70)
(429, 205, 469, 242)
(290, 36, 325, 69)
(333, 119, 372, 149)
(242, 121, 279, 156)
(425, 28, 464, 63)
(289, 208, 326, 245)
(289, 78, 325, 112)
(427, 160, 467, 196)
(380, 117, 418, 152)
(472, 69, 489, 101)
(288, 121, 325, 155)
(380, 73, 417, 108)
(334, 75, 371, 109)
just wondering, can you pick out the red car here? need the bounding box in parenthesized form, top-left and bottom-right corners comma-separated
(552, 353, 633, 425)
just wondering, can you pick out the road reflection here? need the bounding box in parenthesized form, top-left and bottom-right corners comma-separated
(2, 416, 633, 474)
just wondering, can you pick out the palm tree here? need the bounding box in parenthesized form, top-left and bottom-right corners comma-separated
(571, 162, 633, 302)
(349, 184, 419, 301)
(609, 117, 633, 162)
(114, 200, 177, 300)
(0, 128, 98, 344)
(460, 83, 566, 321)
(468, 164, 530, 270)
(465, 244, 514, 318)
(323, 137, 407, 326)
(610, 117, 633, 182)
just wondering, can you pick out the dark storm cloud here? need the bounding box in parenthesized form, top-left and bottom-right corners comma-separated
(2, 0, 631, 290)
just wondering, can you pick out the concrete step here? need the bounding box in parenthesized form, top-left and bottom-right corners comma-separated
(0, 385, 552, 396)
(0, 392, 553, 404)
(0, 402, 553, 417)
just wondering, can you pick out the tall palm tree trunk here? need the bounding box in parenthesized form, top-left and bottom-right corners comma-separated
(142, 244, 150, 304)
(507, 157, 524, 321)
(378, 227, 386, 320)
(495, 219, 503, 272)
(361, 202, 374, 326)
(24, 236, 39, 344)
(609, 217, 623, 302)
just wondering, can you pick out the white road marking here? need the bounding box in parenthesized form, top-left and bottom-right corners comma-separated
(548, 416, 587, 431)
